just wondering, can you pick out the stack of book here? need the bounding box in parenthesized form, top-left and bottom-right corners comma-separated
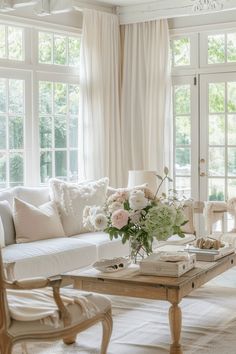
(139, 252, 196, 277)
(184, 245, 235, 261)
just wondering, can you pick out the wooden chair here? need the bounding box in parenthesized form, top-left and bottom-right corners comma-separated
(0, 248, 112, 354)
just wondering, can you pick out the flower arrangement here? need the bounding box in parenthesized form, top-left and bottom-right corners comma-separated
(83, 168, 188, 262)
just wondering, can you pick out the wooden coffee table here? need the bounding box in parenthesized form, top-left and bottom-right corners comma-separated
(62, 252, 236, 354)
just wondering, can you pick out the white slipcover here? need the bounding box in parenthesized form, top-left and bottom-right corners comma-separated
(3, 238, 97, 280)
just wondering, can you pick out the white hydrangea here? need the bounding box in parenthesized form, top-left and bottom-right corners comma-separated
(129, 190, 148, 210)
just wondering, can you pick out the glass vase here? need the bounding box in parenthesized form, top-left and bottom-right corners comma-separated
(129, 236, 153, 264)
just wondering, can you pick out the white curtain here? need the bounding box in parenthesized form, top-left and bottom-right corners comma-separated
(79, 9, 122, 187)
(121, 20, 171, 185)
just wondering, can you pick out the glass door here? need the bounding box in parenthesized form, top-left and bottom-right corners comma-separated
(172, 75, 199, 201)
(200, 72, 236, 201)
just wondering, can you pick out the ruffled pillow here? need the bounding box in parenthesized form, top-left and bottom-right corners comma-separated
(50, 177, 109, 236)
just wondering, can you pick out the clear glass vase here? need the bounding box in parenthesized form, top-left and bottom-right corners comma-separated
(129, 236, 153, 264)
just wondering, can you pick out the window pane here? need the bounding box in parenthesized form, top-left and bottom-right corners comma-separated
(175, 148, 191, 176)
(8, 26, 23, 61)
(175, 177, 191, 198)
(209, 115, 225, 145)
(0, 79, 6, 113)
(0, 153, 6, 188)
(69, 150, 78, 181)
(55, 115, 67, 148)
(172, 37, 190, 67)
(9, 153, 24, 187)
(175, 116, 191, 145)
(40, 151, 52, 183)
(9, 116, 24, 149)
(209, 178, 224, 201)
(54, 35, 66, 65)
(39, 81, 52, 114)
(174, 85, 190, 115)
(9, 79, 24, 114)
(209, 147, 225, 176)
(228, 115, 236, 145)
(209, 83, 225, 113)
(208, 34, 225, 64)
(227, 33, 236, 62)
(227, 82, 236, 113)
(228, 148, 236, 176)
(228, 179, 236, 198)
(0, 116, 6, 149)
(38, 32, 52, 64)
(40, 116, 52, 148)
(69, 115, 78, 148)
(0, 25, 6, 58)
(68, 37, 80, 66)
(55, 151, 67, 178)
(54, 82, 67, 114)
(69, 84, 79, 115)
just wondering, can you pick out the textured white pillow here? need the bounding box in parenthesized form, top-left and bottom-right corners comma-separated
(50, 177, 109, 236)
(13, 198, 65, 243)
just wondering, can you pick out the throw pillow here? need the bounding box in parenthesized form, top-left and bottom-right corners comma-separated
(49, 177, 109, 236)
(0, 201, 15, 246)
(13, 198, 65, 243)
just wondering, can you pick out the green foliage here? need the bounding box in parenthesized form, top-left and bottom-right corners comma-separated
(9, 153, 23, 186)
(209, 187, 224, 201)
(208, 35, 225, 64)
(172, 37, 190, 66)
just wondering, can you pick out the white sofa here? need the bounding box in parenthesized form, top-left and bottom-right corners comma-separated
(0, 186, 129, 280)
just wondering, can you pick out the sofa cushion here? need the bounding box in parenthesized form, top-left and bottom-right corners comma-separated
(13, 198, 65, 243)
(50, 177, 109, 236)
(72, 232, 130, 260)
(14, 186, 50, 206)
(2, 238, 97, 280)
(0, 201, 15, 246)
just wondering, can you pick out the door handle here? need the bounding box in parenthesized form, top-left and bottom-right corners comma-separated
(200, 172, 207, 177)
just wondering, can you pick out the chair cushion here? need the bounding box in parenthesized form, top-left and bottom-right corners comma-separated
(13, 198, 65, 243)
(2, 238, 97, 280)
(8, 289, 111, 336)
(0, 200, 15, 246)
(72, 232, 130, 260)
(50, 177, 109, 236)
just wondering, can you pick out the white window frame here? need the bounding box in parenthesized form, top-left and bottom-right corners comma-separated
(0, 17, 80, 188)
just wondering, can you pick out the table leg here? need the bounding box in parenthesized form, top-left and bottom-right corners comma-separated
(169, 302, 183, 354)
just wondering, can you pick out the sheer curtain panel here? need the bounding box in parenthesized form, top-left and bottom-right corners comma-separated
(120, 20, 171, 185)
(79, 9, 122, 186)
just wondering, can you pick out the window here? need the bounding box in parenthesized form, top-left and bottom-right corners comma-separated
(38, 31, 80, 67)
(39, 81, 79, 183)
(0, 25, 23, 61)
(173, 83, 192, 199)
(172, 29, 236, 203)
(0, 78, 25, 188)
(0, 22, 80, 189)
(208, 32, 236, 64)
(171, 37, 190, 67)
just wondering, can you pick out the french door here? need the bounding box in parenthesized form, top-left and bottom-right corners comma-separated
(173, 73, 236, 204)
(200, 72, 236, 202)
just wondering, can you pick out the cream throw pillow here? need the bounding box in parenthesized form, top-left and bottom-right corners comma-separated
(13, 198, 65, 243)
(50, 177, 109, 236)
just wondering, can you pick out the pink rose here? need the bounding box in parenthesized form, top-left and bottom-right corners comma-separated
(111, 209, 129, 229)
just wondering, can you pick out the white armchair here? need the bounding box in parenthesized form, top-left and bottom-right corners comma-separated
(0, 248, 112, 354)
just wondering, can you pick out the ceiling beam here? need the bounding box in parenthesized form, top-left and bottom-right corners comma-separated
(117, 0, 236, 25)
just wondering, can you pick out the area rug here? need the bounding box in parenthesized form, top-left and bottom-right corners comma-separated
(13, 268, 236, 354)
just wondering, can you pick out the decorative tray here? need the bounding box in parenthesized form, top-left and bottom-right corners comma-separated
(92, 257, 131, 273)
